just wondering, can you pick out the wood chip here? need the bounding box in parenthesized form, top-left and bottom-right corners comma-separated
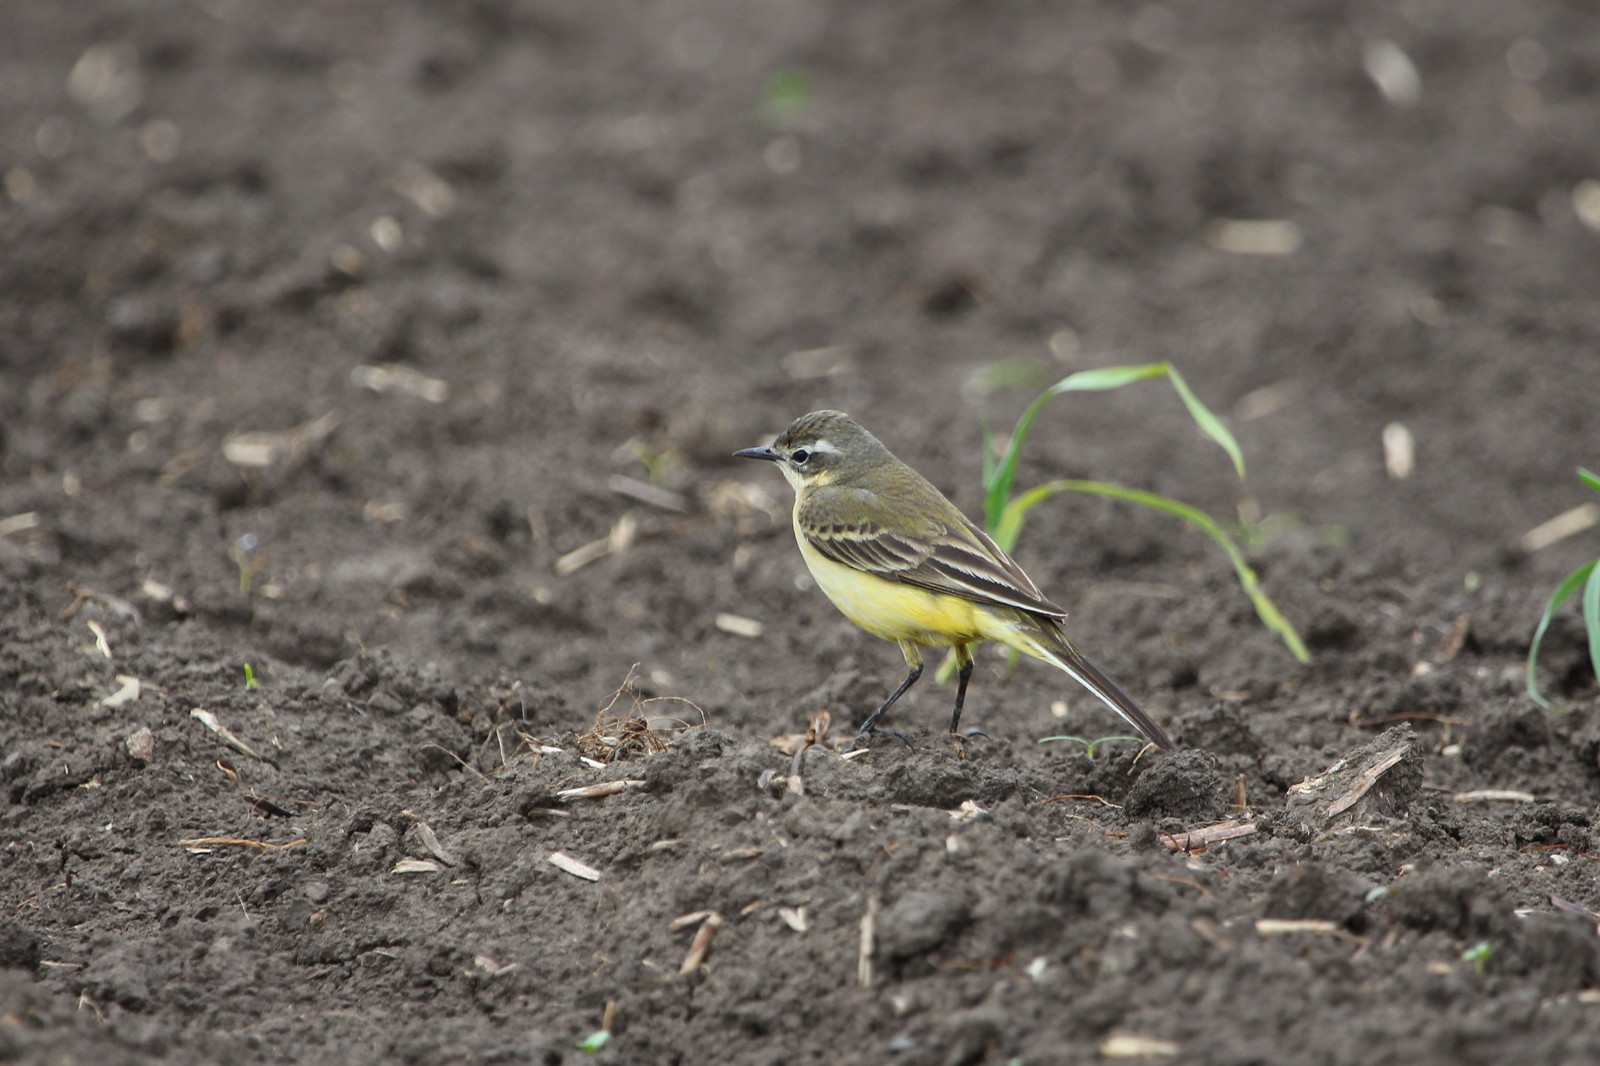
(952, 799, 989, 823)
(1100, 1033, 1180, 1058)
(1204, 218, 1302, 256)
(0, 511, 39, 536)
(1256, 919, 1367, 946)
(1233, 378, 1303, 422)
(413, 822, 456, 866)
(607, 474, 688, 513)
(670, 910, 718, 932)
(1364, 39, 1421, 106)
(554, 537, 611, 575)
(1575, 180, 1600, 234)
(393, 858, 443, 874)
(350, 363, 449, 403)
(1520, 503, 1600, 553)
(777, 906, 808, 932)
(678, 911, 723, 975)
(548, 851, 602, 881)
(473, 954, 518, 976)
(101, 675, 141, 708)
(555, 514, 637, 575)
(1382, 422, 1415, 479)
(1434, 612, 1471, 663)
(858, 893, 878, 990)
(714, 613, 764, 638)
(86, 619, 111, 658)
(556, 779, 646, 800)
(1286, 725, 1421, 827)
(222, 411, 340, 468)
(1454, 789, 1537, 804)
(782, 344, 854, 380)
(1255, 918, 1342, 936)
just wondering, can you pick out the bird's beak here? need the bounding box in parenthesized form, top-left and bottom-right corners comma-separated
(733, 445, 781, 462)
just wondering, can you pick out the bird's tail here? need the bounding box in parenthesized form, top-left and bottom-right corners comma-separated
(1024, 623, 1176, 753)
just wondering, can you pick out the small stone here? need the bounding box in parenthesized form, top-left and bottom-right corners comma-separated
(125, 726, 155, 762)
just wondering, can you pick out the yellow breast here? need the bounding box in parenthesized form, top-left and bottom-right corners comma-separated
(794, 519, 984, 647)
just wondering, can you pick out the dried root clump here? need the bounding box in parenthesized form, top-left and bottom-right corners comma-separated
(574, 666, 702, 764)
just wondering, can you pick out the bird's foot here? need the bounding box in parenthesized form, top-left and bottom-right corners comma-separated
(941, 728, 990, 753)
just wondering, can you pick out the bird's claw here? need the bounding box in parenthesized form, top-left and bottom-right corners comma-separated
(845, 727, 914, 753)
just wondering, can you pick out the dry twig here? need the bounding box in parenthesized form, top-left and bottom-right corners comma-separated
(178, 837, 308, 852)
(190, 707, 271, 764)
(1159, 819, 1258, 853)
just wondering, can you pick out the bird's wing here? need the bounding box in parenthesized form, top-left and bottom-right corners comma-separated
(798, 491, 1068, 619)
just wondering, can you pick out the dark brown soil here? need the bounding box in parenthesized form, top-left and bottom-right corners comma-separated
(5, 2, 1600, 1064)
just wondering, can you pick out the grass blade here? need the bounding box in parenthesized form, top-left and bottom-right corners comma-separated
(983, 362, 1244, 528)
(983, 363, 1169, 530)
(1166, 364, 1246, 479)
(1041, 364, 1171, 393)
(998, 479, 1310, 663)
(1579, 467, 1600, 496)
(1526, 559, 1598, 709)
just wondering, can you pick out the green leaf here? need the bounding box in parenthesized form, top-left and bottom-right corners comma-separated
(1165, 364, 1246, 479)
(982, 362, 1244, 535)
(576, 1030, 612, 1054)
(1526, 559, 1598, 709)
(1038, 734, 1144, 758)
(997, 480, 1310, 663)
(1579, 467, 1600, 496)
(1041, 364, 1172, 393)
(982, 363, 1170, 536)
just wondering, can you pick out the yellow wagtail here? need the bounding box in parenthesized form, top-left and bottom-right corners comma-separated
(735, 410, 1175, 752)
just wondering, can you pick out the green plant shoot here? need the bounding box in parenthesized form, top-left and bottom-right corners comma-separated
(941, 361, 1307, 682)
(243, 663, 259, 689)
(1526, 467, 1600, 710)
(1037, 734, 1145, 758)
(998, 480, 1310, 663)
(576, 1031, 612, 1054)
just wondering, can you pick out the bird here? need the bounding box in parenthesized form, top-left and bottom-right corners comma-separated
(735, 410, 1175, 752)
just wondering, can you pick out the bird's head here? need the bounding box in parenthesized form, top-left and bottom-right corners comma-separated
(734, 410, 890, 491)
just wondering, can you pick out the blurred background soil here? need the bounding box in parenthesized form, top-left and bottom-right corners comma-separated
(3, 2, 1600, 1063)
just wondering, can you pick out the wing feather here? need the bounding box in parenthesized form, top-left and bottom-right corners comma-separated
(799, 495, 1067, 619)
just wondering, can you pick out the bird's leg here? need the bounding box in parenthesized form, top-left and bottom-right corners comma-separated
(847, 643, 923, 750)
(940, 643, 979, 736)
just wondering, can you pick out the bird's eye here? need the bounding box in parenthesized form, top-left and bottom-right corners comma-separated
(790, 449, 810, 464)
